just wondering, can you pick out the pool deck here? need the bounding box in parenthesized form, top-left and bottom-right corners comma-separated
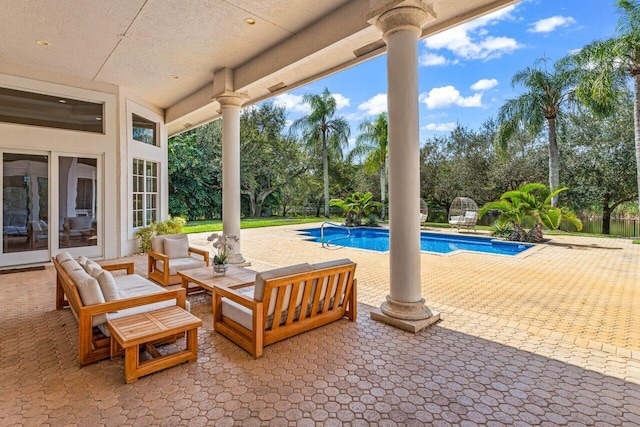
(1, 224, 639, 425)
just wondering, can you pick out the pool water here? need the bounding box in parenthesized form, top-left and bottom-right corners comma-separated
(299, 227, 532, 256)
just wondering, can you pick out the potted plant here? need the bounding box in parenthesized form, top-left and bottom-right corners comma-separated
(207, 233, 238, 275)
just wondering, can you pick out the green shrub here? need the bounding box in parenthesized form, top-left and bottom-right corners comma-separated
(490, 220, 514, 239)
(135, 216, 187, 253)
(364, 213, 380, 227)
(155, 215, 186, 235)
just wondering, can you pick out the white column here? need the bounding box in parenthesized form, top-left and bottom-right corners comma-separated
(216, 92, 248, 264)
(369, 1, 440, 332)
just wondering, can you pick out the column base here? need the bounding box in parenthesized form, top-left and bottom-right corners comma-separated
(228, 253, 249, 266)
(370, 296, 440, 333)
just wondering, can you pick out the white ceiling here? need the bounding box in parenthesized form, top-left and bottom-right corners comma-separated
(0, 0, 518, 136)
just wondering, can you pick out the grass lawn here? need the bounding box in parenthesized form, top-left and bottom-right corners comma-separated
(183, 216, 344, 234)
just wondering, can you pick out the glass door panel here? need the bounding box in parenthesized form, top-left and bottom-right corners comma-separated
(2, 153, 49, 254)
(59, 157, 98, 249)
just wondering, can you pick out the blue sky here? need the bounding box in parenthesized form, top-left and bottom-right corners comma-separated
(270, 0, 621, 148)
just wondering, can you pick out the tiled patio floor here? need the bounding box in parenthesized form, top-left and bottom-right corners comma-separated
(1, 224, 639, 425)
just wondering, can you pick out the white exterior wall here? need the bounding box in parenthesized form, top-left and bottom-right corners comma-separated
(119, 92, 168, 256)
(0, 73, 167, 266)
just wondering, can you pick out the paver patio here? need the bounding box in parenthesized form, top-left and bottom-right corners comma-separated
(1, 224, 639, 425)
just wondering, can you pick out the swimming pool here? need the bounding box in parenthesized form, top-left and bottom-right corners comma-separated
(299, 226, 532, 256)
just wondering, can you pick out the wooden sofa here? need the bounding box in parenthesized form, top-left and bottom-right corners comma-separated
(213, 259, 357, 358)
(54, 253, 187, 366)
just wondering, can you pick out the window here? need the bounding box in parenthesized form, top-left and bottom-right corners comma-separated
(132, 114, 157, 146)
(132, 159, 158, 227)
(0, 87, 103, 133)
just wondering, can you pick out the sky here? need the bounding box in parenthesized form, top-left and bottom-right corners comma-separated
(268, 0, 622, 148)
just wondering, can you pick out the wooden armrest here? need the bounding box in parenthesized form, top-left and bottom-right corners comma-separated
(83, 288, 187, 316)
(188, 246, 210, 265)
(214, 286, 258, 311)
(102, 262, 134, 275)
(147, 250, 168, 262)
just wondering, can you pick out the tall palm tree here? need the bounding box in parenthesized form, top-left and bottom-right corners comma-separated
(291, 88, 350, 217)
(495, 57, 578, 206)
(574, 0, 640, 215)
(349, 113, 388, 214)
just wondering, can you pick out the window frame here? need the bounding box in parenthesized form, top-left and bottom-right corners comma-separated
(132, 158, 158, 228)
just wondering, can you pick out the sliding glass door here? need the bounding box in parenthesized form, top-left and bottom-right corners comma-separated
(2, 152, 50, 263)
(1, 151, 102, 266)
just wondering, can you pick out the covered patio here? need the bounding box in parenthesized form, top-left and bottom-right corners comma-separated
(1, 227, 639, 424)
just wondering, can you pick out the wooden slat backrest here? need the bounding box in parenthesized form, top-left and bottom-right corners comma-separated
(262, 263, 356, 331)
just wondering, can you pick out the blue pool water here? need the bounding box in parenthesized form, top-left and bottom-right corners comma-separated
(299, 227, 532, 256)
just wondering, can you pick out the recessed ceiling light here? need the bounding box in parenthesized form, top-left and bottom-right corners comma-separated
(58, 99, 66, 104)
(36, 40, 50, 46)
(96, 117, 102, 121)
(171, 75, 179, 80)
(244, 18, 256, 25)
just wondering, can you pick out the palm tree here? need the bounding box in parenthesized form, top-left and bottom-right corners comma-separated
(479, 183, 583, 242)
(574, 0, 640, 216)
(291, 88, 350, 217)
(348, 113, 388, 216)
(495, 57, 578, 206)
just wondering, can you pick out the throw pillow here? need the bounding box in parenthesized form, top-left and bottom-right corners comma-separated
(164, 236, 189, 259)
(76, 276, 105, 306)
(95, 270, 119, 301)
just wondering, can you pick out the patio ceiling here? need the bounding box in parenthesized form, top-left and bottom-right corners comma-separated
(0, 0, 517, 136)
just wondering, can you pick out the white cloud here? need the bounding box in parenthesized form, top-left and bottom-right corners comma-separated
(273, 93, 310, 114)
(470, 78, 498, 91)
(423, 122, 456, 132)
(528, 16, 576, 33)
(419, 52, 448, 66)
(419, 86, 483, 110)
(332, 93, 351, 110)
(358, 93, 388, 115)
(424, 5, 521, 60)
(568, 48, 582, 56)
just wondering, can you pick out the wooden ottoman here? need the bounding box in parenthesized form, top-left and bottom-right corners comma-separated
(107, 306, 202, 383)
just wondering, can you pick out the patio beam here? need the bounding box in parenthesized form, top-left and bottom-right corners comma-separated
(368, 0, 440, 332)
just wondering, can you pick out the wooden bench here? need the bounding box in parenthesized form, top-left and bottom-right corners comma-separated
(53, 254, 187, 366)
(108, 306, 202, 383)
(213, 260, 357, 358)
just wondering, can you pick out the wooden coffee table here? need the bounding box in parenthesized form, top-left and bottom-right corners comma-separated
(178, 266, 257, 294)
(107, 306, 202, 384)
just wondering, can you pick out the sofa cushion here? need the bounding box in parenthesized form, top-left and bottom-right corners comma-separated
(76, 276, 105, 306)
(221, 297, 304, 332)
(151, 233, 186, 255)
(93, 274, 190, 335)
(253, 263, 313, 316)
(156, 256, 206, 276)
(56, 252, 74, 265)
(61, 258, 84, 275)
(92, 269, 119, 302)
(69, 269, 104, 306)
(164, 235, 190, 259)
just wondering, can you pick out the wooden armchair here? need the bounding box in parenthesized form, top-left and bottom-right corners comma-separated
(213, 259, 357, 358)
(148, 233, 209, 286)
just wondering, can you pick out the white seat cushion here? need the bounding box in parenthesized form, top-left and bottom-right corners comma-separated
(93, 274, 190, 335)
(156, 256, 206, 276)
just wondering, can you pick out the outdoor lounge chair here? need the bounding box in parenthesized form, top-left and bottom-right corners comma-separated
(148, 234, 210, 286)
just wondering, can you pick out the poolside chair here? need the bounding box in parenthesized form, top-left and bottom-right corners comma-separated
(448, 197, 478, 231)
